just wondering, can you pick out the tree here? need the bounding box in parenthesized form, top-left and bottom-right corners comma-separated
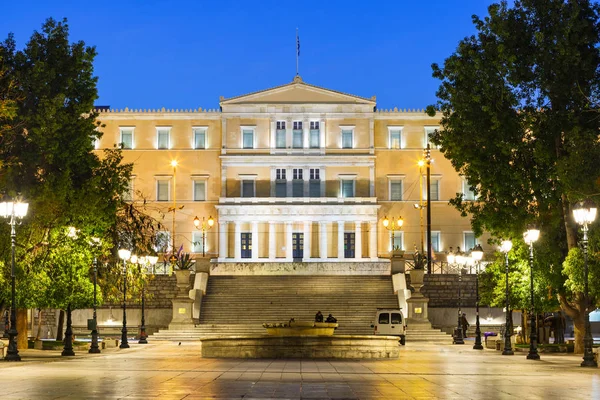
(0, 18, 132, 345)
(427, 0, 600, 353)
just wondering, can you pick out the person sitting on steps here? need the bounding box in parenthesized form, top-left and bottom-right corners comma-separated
(326, 313, 337, 323)
(315, 311, 323, 323)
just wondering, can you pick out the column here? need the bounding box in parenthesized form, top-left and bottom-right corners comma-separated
(221, 166, 227, 197)
(369, 166, 375, 197)
(369, 221, 378, 260)
(319, 222, 328, 259)
(320, 118, 326, 154)
(355, 222, 362, 259)
(303, 118, 309, 149)
(268, 221, 276, 260)
(251, 221, 259, 260)
(303, 221, 312, 260)
(221, 117, 227, 154)
(269, 117, 276, 154)
(219, 221, 228, 259)
(286, 222, 293, 260)
(337, 221, 345, 259)
(234, 221, 241, 259)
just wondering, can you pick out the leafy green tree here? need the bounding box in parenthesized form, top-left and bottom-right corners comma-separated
(427, 0, 600, 352)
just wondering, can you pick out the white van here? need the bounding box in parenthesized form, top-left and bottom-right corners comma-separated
(371, 309, 406, 345)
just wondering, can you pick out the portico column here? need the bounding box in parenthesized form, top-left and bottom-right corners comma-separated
(286, 222, 293, 260)
(219, 221, 228, 259)
(369, 221, 378, 260)
(303, 221, 311, 260)
(234, 221, 241, 259)
(268, 221, 276, 260)
(319, 222, 328, 259)
(251, 221, 259, 260)
(355, 222, 362, 259)
(337, 221, 345, 259)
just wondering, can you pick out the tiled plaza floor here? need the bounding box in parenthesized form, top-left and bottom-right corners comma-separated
(0, 341, 598, 399)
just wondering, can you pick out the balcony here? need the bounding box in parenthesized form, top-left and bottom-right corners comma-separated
(219, 197, 377, 205)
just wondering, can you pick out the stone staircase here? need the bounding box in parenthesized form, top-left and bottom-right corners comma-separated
(152, 275, 399, 340)
(405, 318, 453, 344)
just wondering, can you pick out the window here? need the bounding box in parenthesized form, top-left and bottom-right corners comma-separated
(122, 178, 134, 202)
(157, 128, 170, 149)
(242, 127, 254, 149)
(91, 134, 100, 150)
(462, 179, 476, 201)
(390, 232, 403, 251)
(464, 232, 476, 251)
(427, 231, 441, 253)
(156, 180, 169, 202)
(341, 179, 355, 198)
(424, 126, 438, 148)
(390, 180, 403, 201)
(193, 180, 206, 201)
(342, 129, 353, 149)
(389, 128, 402, 149)
(292, 168, 304, 197)
(293, 121, 303, 148)
(193, 128, 206, 149)
(378, 313, 390, 324)
(154, 231, 171, 253)
(192, 231, 204, 253)
(275, 168, 287, 197)
(309, 168, 321, 197)
(310, 121, 320, 148)
(424, 178, 440, 201)
(120, 128, 134, 149)
(276, 121, 286, 149)
(391, 312, 402, 324)
(241, 180, 255, 197)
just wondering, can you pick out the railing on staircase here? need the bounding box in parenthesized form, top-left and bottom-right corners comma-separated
(404, 260, 492, 274)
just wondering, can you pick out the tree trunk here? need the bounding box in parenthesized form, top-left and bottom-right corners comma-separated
(35, 309, 43, 340)
(573, 312, 585, 354)
(16, 309, 27, 350)
(56, 309, 65, 341)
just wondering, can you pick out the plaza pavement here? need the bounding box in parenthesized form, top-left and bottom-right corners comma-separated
(0, 340, 598, 399)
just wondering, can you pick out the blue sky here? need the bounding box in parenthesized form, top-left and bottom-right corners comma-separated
(2, 0, 500, 109)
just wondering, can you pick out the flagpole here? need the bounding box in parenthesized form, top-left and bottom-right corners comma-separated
(296, 28, 299, 76)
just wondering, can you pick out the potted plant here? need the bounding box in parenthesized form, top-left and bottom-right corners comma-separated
(168, 246, 195, 294)
(391, 245, 405, 257)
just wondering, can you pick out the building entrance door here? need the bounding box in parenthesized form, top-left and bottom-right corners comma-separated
(241, 233, 252, 258)
(292, 233, 304, 260)
(344, 233, 355, 258)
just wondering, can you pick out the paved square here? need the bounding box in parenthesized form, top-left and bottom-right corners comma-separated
(1, 342, 598, 399)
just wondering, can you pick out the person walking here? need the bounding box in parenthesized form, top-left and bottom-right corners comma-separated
(461, 313, 470, 338)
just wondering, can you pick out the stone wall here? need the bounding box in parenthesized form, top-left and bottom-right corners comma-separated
(406, 273, 480, 308)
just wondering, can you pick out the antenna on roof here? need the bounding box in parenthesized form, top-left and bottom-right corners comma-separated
(296, 28, 300, 77)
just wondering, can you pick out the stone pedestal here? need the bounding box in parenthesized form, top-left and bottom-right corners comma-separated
(390, 256, 405, 274)
(406, 269, 429, 320)
(169, 270, 195, 330)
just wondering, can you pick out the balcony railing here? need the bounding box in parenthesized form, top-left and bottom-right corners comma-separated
(219, 197, 378, 204)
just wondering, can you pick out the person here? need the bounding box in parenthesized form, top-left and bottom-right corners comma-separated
(326, 313, 337, 323)
(461, 313, 469, 338)
(315, 311, 323, 322)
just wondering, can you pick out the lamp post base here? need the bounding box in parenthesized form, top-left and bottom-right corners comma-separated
(89, 329, 101, 354)
(453, 327, 464, 345)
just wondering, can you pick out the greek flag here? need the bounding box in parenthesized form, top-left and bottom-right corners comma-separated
(297, 34, 300, 56)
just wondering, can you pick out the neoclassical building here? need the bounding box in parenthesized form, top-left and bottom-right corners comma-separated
(95, 76, 489, 266)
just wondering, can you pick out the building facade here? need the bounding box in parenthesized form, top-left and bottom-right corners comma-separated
(95, 76, 489, 266)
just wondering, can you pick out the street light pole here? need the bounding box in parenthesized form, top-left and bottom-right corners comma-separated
(193, 216, 215, 257)
(118, 249, 131, 349)
(500, 240, 514, 355)
(1, 199, 28, 362)
(472, 244, 484, 350)
(524, 227, 540, 360)
(89, 255, 100, 354)
(573, 200, 597, 368)
(425, 144, 432, 274)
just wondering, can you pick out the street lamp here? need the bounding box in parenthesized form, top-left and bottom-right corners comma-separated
(424, 144, 432, 273)
(573, 200, 598, 367)
(170, 160, 178, 254)
(89, 237, 101, 354)
(471, 244, 484, 350)
(193, 215, 215, 257)
(382, 216, 403, 253)
(500, 239, 514, 355)
(118, 248, 131, 349)
(0, 199, 29, 361)
(523, 226, 540, 360)
(447, 248, 465, 344)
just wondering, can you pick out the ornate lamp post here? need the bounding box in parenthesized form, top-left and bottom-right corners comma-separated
(471, 244, 484, 350)
(0, 199, 29, 362)
(89, 237, 101, 354)
(170, 160, 178, 253)
(118, 249, 131, 349)
(138, 255, 158, 344)
(573, 200, 597, 367)
(193, 216, 215, 257)
(382, 216, 403, 252)
(424, 144, 432, 273)
(523, 226, 540, 360)
(447, 248, 465, 344)
(500, 239, 514, 355)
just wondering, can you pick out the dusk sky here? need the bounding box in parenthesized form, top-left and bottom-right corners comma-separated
(2, 0, 503, 109)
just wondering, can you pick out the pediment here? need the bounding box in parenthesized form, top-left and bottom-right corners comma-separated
(220, 77, 376, 106)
